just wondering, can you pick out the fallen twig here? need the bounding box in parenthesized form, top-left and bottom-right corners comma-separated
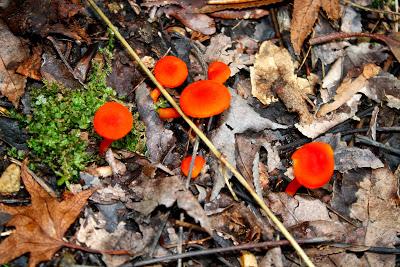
(355, 135, 400, 156)
(130, 237, 331, 266)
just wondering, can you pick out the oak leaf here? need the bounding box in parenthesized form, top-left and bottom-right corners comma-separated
(0, 161, 94, 267)
(291, 0, 340, 54)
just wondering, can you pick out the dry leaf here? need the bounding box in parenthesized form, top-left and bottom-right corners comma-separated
(291, 0, 340, 54)
(250, 41, 316, 123)
(16, 46, 42, 80)
(0, 19, 28, 107)
(210, 90, 286, 199)
(127, 175, 213, 234)
(0, 163, 20, 194)
(0, 161, 94, 267)
(295, 91, 361, 138)
(332, 167, 400, 266)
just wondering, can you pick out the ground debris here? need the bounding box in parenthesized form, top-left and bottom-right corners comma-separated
(0, 161, 94, 267)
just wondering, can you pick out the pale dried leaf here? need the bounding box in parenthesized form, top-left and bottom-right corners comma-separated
(295, 94, 361, 138)
(250, 41, 315, 123)
(210, 90, 287, 199)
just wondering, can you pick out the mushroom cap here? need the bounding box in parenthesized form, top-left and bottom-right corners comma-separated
(181, 155, 205, 179)
(154, 55, 188, 88)
(292, 142, 334, 189)
(208, 61, 231, 84)
(93, 102, 133, 140)
(180, 80, 231, 118)
(157, 107, 181, 120)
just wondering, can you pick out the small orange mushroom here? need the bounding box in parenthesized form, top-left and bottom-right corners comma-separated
(207, 61, 231, 84)
(157, 107, 181, 120)
(93, 102, 133, 155)
(181, 155, 205, 179)
(150, 88, 161, 102)
(154, 55, 188, 88)
(180, 80, 231, 118)
(285, 142, 335, 196)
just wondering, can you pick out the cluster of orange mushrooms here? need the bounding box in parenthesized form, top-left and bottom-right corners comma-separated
(92, 55, 335, 195)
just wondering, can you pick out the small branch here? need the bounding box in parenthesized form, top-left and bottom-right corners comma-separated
(342, 0, 400, 17)
(355, 135, 400, 156)
(309, 32, 389, 46)
(131, 237, 331, 267)
(62, 242, 131, 255)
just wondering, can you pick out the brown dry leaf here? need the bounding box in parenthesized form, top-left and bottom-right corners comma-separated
(16, 46, 42, 80)
(291, 0, 340, 54)
(250, 41, 316, 123)
(0, 161, 94, 267)
(0, 19, 28, 107)
(164, 6, 216, 35)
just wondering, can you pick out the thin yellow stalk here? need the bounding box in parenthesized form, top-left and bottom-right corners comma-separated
(86, 1, 315, 266)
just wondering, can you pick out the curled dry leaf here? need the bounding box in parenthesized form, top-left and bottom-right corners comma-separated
(317, 64, 381, 117)
(250, 41, 316, 123)
(0, 161, 94, 267)
(290, 0, 340, 54)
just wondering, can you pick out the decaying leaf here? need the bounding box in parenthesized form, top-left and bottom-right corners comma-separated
(0, 161, 94, 267)
(250, 41, 316, 123)
(0, 163, 20, 194)
(210, 90, 286, 199)
(127, 175, 213, 234)
(135, 83, 175, 163)
(331, 167, 400, 266)
(290, 0, 341, 54)
(0, 19, 28, 107)
(15, 45, 42, 80)
(77, 209, 158, 266)
(164, 6, 216, 35)
(296, 92, 361, 138)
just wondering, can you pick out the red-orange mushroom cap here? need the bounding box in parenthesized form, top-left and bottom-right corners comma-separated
(181, 155, 205, 179)
(154, 55, 188, 88)
(93, 102, 133, 140)
(180, 80, 231, 118)
(208, 61, 231, 84)
(285, 142, 334, 196)
(291, 142, 334, 189)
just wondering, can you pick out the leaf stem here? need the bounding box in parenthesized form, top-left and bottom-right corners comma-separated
(85, 1, 315, 266)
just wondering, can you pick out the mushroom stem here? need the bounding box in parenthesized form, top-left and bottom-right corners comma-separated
(285, 178, 302, 196)
(99, 138, 114, 155)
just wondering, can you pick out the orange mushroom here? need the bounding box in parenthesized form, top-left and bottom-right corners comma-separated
(181, 155, 205, 179)
(154, 55, 188, 88)
(150, 88, 161, 102)
(180, 80, 231, 118)
(157, 107, 181, 120)
(285, 142, 335, 196)
(93, 102, 133, 155)
(207, 61, 231, 84)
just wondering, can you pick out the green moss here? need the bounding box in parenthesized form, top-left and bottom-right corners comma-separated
(24, 41, 146, 186)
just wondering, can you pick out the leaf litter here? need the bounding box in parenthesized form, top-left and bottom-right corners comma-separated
(0, 0, 400, 266)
